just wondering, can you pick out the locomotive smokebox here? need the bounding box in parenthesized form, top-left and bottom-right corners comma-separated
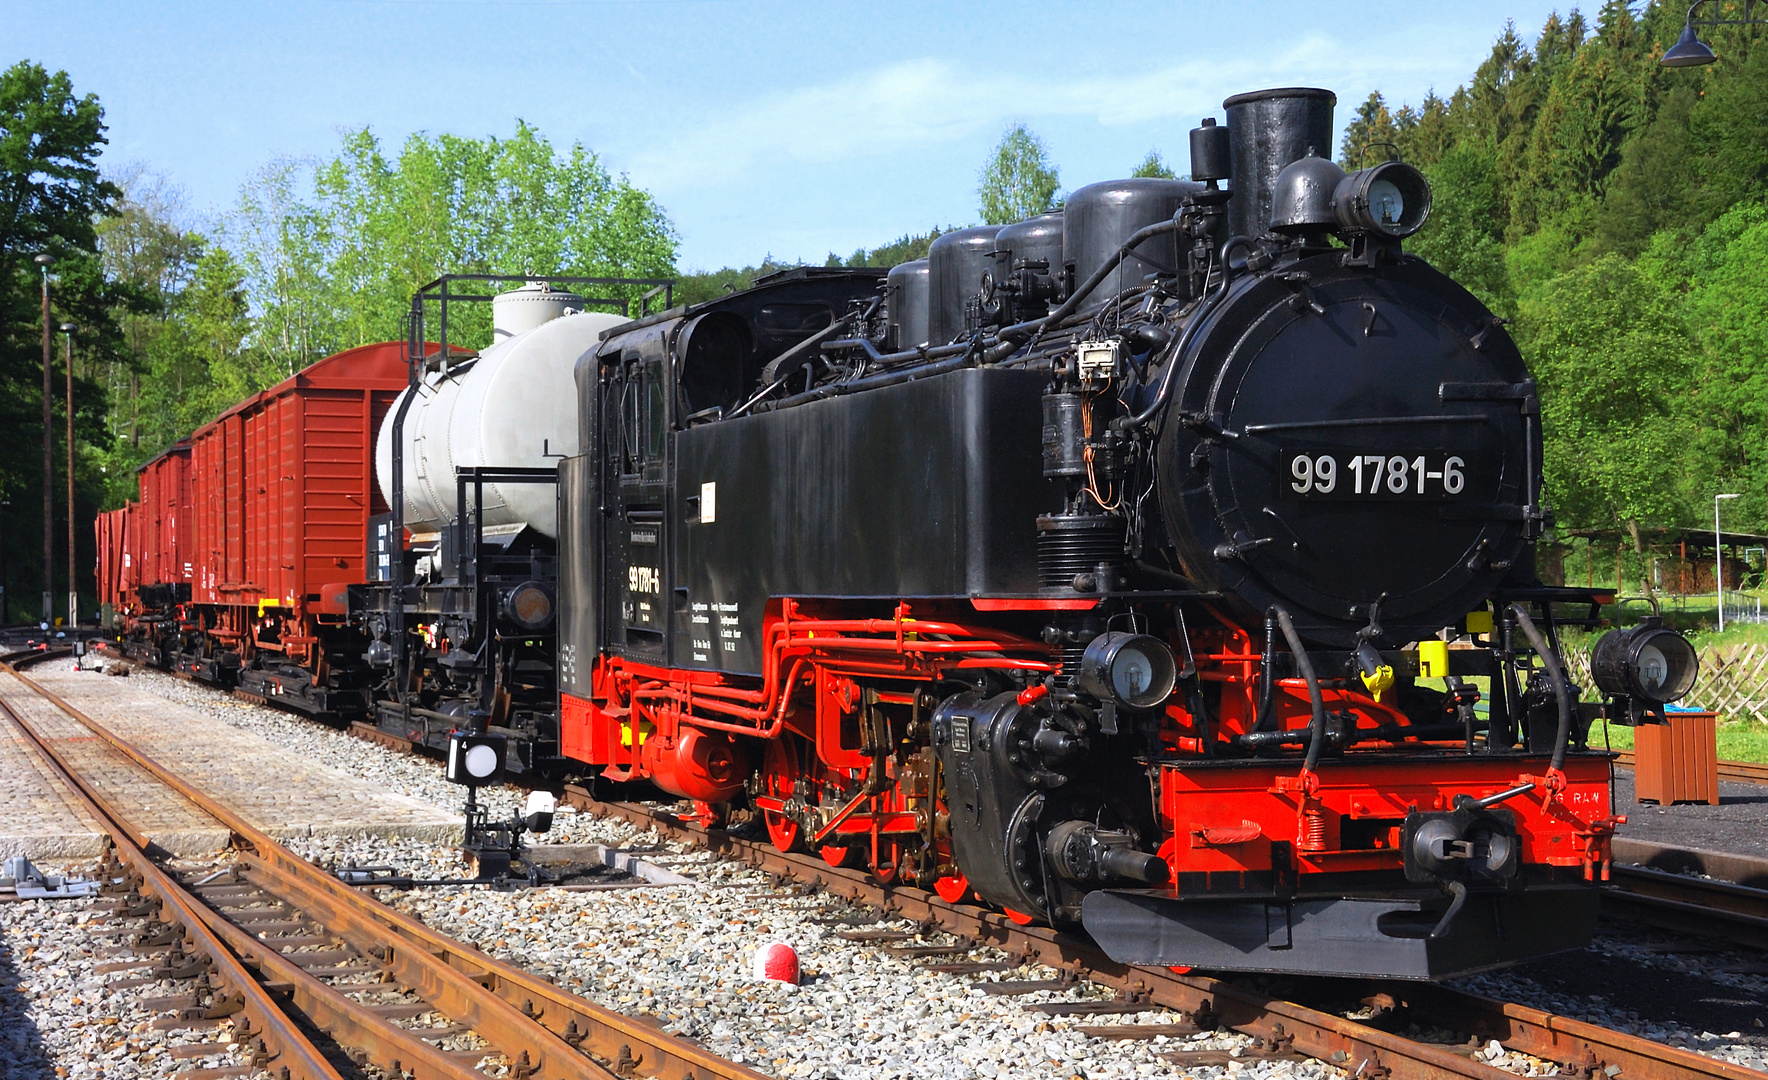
(1223, 87, 1336, 243)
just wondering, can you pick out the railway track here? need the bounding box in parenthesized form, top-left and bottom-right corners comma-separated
(561, 791, 1768, 1080)
(1613, 749, 1768, 786)
(76, 648, 1768, 1080)
(1605, 838, 1768, 950)
(0, 651, 763, 1080)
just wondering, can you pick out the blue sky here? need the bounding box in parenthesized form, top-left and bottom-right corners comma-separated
(5, 0, 1573, 270)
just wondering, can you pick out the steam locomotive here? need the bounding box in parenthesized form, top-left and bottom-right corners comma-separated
(98, 86, 1702, 980)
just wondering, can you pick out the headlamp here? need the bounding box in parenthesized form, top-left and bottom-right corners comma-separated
(1591, 617, 1698, 704)
(1333, 162, 1432, 238)
(1077, 632, 1178, 710)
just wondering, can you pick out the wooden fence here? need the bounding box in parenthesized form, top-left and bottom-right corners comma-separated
(1559, 642, 1768, 725)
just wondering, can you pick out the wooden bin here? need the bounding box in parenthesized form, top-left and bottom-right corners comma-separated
(1633, 711, 1720, 806)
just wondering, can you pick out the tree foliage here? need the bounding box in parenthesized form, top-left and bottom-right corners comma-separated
(1351, 2, 1768, 538)
(978, 125, 1060, 226)
(0, 61, 123, 622)
(1517, 255, 1693, 533)
(223, 124, 678, 374)
(1130, 151, 1176, 179)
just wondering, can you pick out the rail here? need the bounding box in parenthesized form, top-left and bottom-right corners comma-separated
(564, 791, 1768, 1080)
(0, 653, 765, 1080)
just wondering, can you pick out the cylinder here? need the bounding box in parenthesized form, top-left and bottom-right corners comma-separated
(1062, 178, 1200, 313)
(927, 225, 1002, 345)
(886, 259, 930, 352)
(375, 309, 628, 539)
(1222, 87, 1336, 243)
(1042, 394, 1088, 477)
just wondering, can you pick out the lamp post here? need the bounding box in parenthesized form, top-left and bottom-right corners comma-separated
(33, 253, 54, 628)
(1662, 0, 1767, 66)
(0, 500, 9, 624)
(1717, 492, 1742, 631)
(61, 322, 79, 627)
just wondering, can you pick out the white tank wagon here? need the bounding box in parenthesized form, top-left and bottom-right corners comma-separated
(375, 282, 626, 539)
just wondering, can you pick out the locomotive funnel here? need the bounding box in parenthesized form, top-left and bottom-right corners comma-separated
(1222, 87, 1336, 243)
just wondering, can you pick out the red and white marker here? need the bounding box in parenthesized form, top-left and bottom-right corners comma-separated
(752, 941, 800, 984)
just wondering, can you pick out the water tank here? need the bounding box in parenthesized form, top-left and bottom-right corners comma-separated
(492, 281, 586, 343)
(375, 308, 627, 539)
(991, 212, 1064, 322)
(994, 211, 1063, 274)
(1222, 87, 1336, 244)
(1063, 179, 1199, 312)
(928, 225, 1002, 345)
(886, 259, 930, 352)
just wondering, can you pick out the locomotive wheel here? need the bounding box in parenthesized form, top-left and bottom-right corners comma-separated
(760, 739, 805, 853)
(818, 841, 863, 869)
(934, 873, 971, 904)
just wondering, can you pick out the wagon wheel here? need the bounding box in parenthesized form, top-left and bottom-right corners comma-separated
(759, 738, 805, 853)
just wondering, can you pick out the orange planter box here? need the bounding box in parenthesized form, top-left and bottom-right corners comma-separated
(1633, 711, 1720, 806)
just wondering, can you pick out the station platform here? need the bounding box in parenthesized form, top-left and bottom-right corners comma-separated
(0, 665, 460, 860)
(1611, 768, 1768, 858)
(0, 678, 107, 859)
(0, 669, 224, 857)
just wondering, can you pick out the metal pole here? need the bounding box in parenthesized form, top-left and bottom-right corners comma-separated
(62, 324, 78, 627)
(1716, 493, 1741, 632)
(34, 255, 54, 627)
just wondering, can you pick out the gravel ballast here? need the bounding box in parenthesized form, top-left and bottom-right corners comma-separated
(10, 662, 1750, 1079)
(1, 881, 260, 1080)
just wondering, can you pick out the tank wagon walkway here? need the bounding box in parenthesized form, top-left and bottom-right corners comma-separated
(0, 665, 460, 860)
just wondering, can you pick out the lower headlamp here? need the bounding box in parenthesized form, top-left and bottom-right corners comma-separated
(501, 581, 555, 631)
(1590, 616, 1698, 704)
(1077, 632, 1178, 710)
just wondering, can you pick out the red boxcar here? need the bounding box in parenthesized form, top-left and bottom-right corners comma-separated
(191, 341, 410, 609)
(94, 506, 131, 618)
(135, 443, 193, 598)
(98, 342, 409, 705)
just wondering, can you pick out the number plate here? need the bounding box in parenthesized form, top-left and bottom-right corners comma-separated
(1280, 450, 1468, 500)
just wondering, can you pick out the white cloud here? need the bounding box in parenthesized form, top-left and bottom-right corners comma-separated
(629, 29, 1463, 194)
(627, 18, 1501, 265)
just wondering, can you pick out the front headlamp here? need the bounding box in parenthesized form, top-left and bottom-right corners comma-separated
(1077, 632, 1178, 710)
(1333, 161, 1432, 238)
(1591, 617, 1698, 704)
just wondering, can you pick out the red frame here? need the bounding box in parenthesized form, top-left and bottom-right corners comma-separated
(559, 596, 1620, 888)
